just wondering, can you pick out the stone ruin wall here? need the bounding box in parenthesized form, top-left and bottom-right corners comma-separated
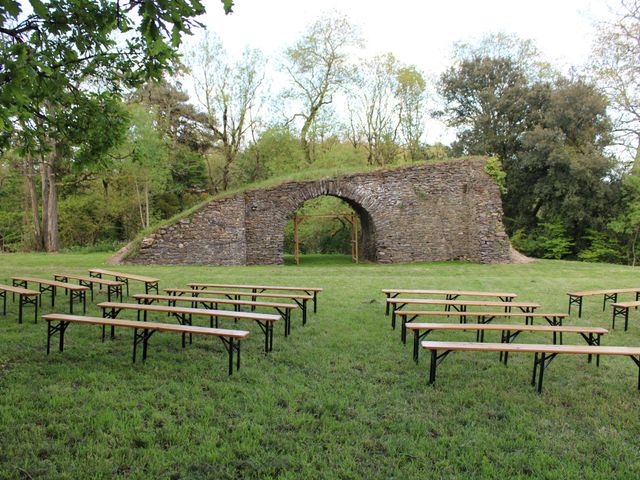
(127, 157, 511, 265)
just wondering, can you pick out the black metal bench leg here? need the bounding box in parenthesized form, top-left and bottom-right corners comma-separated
(313, 291, 318, 313)
(228, 338, 234, 375)
(18, 295, 23, 324)
(531, 352, 539, 386)
(133, 328, 138, 362)
(46, 321, 53, 354)
(428, 349, 437, 385)
(413, 330, 420, 364)
(625, 308, 630, 331)
(302, 299, 307, 325)
(537, 353, 546, 393)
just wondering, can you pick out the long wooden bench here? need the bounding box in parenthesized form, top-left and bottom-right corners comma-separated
(54, 274, 124, 302)
(387, 298, 540, 330)
(88, 268, 160, 296)
(0, 284, 40, 323)
(188, 283, 323, 313)
(396, 310, 568, 343)
(165, 288, 313, 326)
(133, 293, 297, 336)
(611, 301, 640, 331)
(97, 301, 281, 353)
(42, 313, 249, 375)
(382, 289, 517, 315)
(567, 288, 640, 318)
(407, 322, 607, 364)
(421, 340, 640, 393)
(12, 276, 88, 314)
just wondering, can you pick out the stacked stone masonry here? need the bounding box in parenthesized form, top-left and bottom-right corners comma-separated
(129, 158, 511, 265)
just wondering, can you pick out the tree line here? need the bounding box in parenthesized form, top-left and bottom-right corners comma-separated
(1, 1, 640, 264)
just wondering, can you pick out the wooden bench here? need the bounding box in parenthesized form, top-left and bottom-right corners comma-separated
(133, 293, 297, 336)
(421, 340, 640, 393)
(397, 310, 569, 344)
(188, 283, 323, 313)
(12, 276, 88, 314)
(567, 288, 640, 318)
(0, 284, 40, 323)
(382, 289, 517, 315)
(166, 288, 313, 326)
(54, 274, 124, 302)
(88, 268, 160, 296)
(610, 301, 640, 331)
(97, 301, 281, 353)
(387, 298, 540, 330)
(407, 322, 607, 364)
(42, 313, 249, 375)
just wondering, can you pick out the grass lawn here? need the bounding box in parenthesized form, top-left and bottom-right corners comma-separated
(1, 253, 640, 479)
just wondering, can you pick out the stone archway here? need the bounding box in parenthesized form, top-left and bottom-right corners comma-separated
(128, 158, 511, 265)
(282, 189, 378, 263)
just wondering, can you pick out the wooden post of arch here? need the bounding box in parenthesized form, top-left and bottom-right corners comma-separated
(293, 213, 359, 265)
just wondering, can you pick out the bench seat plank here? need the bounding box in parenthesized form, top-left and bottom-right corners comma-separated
(189, 283, 322, 292)
(382, 289, 518, 315)
(89, 268, 160, 296)
(42, 313, 249, 375)
(134, 293, 297, 336)
(12, 276, 87, 314)
(421, 340, 640, 392)
(98, 302, 280, 352)
(610, 301, 640, 331)
(388, 299, 540, 332)
(89, 269, 159, 283)
(55, 274, 125, 302)
(407, 322, 606, 363)
(166, 288, 313, 326)
(12, 276, 88, 290)
(0, 283, 40, 324)
(189, 283, 323, 312)
(567, 288, 640, 318)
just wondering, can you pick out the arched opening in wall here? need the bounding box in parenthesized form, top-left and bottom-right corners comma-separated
(283, 195, 376, 264)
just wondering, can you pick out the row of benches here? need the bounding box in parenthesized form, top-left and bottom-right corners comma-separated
(386, 287, 640, 332)
(0, 271, 323, 375)
(383, 288, 640, 392)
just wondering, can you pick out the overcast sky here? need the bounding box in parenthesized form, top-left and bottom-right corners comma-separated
(180, 0, 616, 144)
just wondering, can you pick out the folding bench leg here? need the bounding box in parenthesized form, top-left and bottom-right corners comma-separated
(532, 352, 557, 393)
(46, 320, 70, 354)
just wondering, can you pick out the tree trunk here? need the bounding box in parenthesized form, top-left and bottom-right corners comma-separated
(134, 179, 145, 228)
(300, 116, 314, 163)
(47, 165, 59, 252)
(24, 155, 43, 251)
(144, 181, 150, 229)
(39, 154, 49, 250)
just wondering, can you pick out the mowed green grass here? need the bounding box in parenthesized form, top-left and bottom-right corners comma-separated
(1, 253, 640, 479)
